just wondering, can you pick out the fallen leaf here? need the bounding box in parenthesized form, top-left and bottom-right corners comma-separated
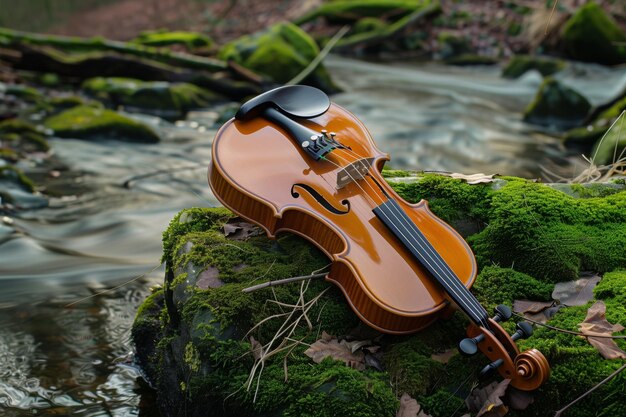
(430, 348, 458, 364)
(447, 172, 495, 184)
(466, 380, 510, 417)
(304, 334, 366, 370)
(396, 393, 433, 417)
(552, 274, 600, 306)
(196, 266, 223, 289)
(250, 336, 263, 361)
(578, 301, 626, 360)
(223, 220, 261, 240)
(513, 300, 554, 314)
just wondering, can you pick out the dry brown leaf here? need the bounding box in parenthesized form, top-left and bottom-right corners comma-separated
(448, 172, 495, 184)
(513, 299, 554, 314)
(466, 380, 510, 417)
(250, 336, 263, 361)
(552, 274, 600, 306)
(304, 334, 366, 370)
(430, 348, 458, 364)
(578, 301, 626, 360)
(223, 220, 260, 240)
(396, 393, 433, 417)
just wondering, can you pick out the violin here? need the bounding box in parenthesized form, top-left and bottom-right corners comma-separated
(208, 85, 550, 390)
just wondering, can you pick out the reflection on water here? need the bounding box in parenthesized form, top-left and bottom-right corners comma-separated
(1, 57, 625, 415)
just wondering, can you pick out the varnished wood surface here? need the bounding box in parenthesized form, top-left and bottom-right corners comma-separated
(208, 104, 476, 333)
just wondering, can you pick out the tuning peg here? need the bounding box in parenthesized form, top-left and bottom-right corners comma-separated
(511, 322, 533, 342)
(458, 333, 484, 356)
(478, 358, 504, 380)
(493, 305, 512, 323)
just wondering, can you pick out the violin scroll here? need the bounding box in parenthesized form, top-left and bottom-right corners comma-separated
(463, 306, 550, 391)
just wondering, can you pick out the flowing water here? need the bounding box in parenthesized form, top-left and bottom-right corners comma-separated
(1, 56, 625, 416)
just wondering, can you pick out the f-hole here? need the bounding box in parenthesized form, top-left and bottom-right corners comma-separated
(291, 183, 350, 215)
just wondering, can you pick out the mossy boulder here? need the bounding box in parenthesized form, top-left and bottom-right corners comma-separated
(563, 93, 626, 156)
(560, 2, 626, 65)
(44, 105, 159, 143)
(523, 77, 591, 130)
(131, 30, 213, 49)
(294, 0, 423, 25)
(134, 174, 626, 417)
(82, 77, 224, 117)
(0, 119, 49, 154)
(218, 22, 338, 94)
(502, 55, 565, 79)
(437, 31, 471, 59)
(1, 83, 43, 103)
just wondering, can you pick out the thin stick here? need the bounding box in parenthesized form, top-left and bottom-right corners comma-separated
(242, 273, 326, 293)
(554, 363, 626, 417)
(64, 263, 163, 307)
(512, 312, 626, 339)
(545, 0, 559, 35)
(287, 25, 350, 86)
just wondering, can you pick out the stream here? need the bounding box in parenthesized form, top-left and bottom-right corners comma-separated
(1, 56, 625, 416)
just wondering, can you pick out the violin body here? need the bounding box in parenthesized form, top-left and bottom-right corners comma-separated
(208, 86, 549, 390)
(210, 104, 475, 334)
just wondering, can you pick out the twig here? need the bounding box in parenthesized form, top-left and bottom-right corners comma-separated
(512, 312, 626, 339)
(242, 272, 326, 293)
(554, 363, 626, 417)
(64, 263, 163, 307)
(545, 0, 560, 35)
(287, 25, 350, 86)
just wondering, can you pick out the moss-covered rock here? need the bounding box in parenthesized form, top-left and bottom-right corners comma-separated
(502, 55, 565, 79)
(131, 30, 213, 49)
(134, 174, 626, 417)
(1, 83, 43, 103)
(294, 0, 423, 25)
(0, 119, 49, 154)
(444, 54, 498, 66)
(44, 105, 159, 143)
(82, 77, 223, 117)
(523, 77, 591, 130)
(218, 22, 338, 93)
(563, 94, 626, 156)
(560, 2, 626, 65)
(0, 164, 35, 192)
(437, 31, 471, 59)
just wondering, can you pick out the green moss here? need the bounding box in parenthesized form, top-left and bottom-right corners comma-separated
(2, 83, 43, 102)
(561, 2, 626, 65)
(218, 22, 338, 93)
(0, 119, 50, 153)
(44, 105, 160, 143)
(82, 77, 222, 115)
(294, 0, 423, 24)
(563, 125, 605, 149)
(437, 32, 471, 58)
(472, 266, 553, 308)
(502, 55, 565, 79)
(352, 17, 388, 35)
(467, 180, 626, 282)
(0, 165, 35, 192)
(38, 72, 60, 87)
(132, 30, 213, 49)
(523, 77, 591, 130)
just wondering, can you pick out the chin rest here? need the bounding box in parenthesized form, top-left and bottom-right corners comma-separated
(235, 85, 330, 121)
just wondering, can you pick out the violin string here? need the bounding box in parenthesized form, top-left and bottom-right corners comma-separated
(324, 150, 486, 323)
(327, 146, 488, 323)
(330, 146, 489, 322)
(323, 150, 486, 323)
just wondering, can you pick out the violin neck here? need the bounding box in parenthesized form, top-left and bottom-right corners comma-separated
(373, 199, 490, 328)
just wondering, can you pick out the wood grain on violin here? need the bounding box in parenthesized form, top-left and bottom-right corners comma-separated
(208, 86, 549, 390)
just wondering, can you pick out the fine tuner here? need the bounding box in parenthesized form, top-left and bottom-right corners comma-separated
(208, 85, 550, 390)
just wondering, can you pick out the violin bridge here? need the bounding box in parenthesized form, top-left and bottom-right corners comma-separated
(336, 158, 374, 189)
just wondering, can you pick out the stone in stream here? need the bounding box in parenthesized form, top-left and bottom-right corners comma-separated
(560, 2, 626, 66)
(44, 105, 160, 143)
(218, 22, 339, 94)
(523, 77, 591, 130)
(133, 173, 626, 417)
